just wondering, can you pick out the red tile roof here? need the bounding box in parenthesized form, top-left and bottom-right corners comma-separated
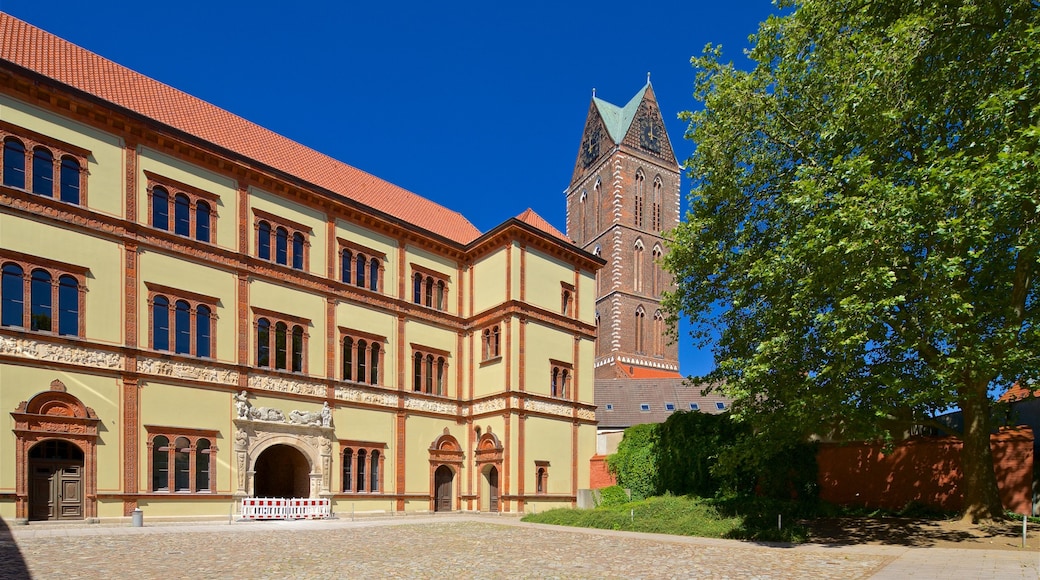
(999, 383, 1040, 403)
(515, 208, 570, 242)
(0, 13, 482, 244)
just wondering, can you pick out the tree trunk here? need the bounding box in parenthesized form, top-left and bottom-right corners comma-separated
(958, 389, 1005, 523)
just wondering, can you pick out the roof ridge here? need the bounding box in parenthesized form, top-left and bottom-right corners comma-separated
(0, 12, 481, 244)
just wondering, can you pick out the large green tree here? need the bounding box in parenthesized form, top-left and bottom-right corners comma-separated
(665, 0, 1039, 521)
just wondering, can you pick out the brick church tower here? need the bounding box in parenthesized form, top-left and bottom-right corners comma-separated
(565, 82, 682, 380)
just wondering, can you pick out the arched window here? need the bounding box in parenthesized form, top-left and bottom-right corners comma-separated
(57, 275, 78, 336)
(560, 369, 570, 398)
(413, 352, 423, 391)
(551, 367, 560, 397)
(562, 290, 572, 316)
(492, 326, 500, 357)
(634, 170, 645, 228)
(3, 138, 25, 188)
(652, 246, 663, 296)
(425, 276, 434, 307)
(195, 439, 211, 492)
(436, 280, 445, 310)
(370, 450, 380, 492)
(536, 467, 547, 494)
(196, 201, 211, 243)
(256, 318, 271, 367)
(152, 186, 170, 231)
(593, 178, 602, 230)
(356, 449, 367, 492)
(436, 357, 446, 395)
(59, 157, 80, 204)
(1, 263, 24, 328)
(356, 253, 366, 287)
(369, 258, 379, 291)
(635, 308, 646, 354)
(342, 448, 353, 491)
(653, 310, 665, 356)
(633, 242, 644, 292)
(370, 343, 380, 384)
(153, 295, 170, 351)
(652, 178, 662, 231)
(30, 269, 52, 331)
(342, 337, 354, 381)
(482, 328, 491, 359)
(413, 273, 422, 304)
(291, 325, 304, 372)
(174, 194, 191, 236)
(357, 339, 367, 381)
(174, 437, 191, 491)
(275, 227, 289, 265)
(342, 249, 353, 283)
(258, 221, 274, 259)
(196, 305, 211, 358)
(174, 300, 191, 354)
(32, 147, 53, 196)
(425, 355, 434, 394)
(274, 321, 288, 370)
(152, 435, 170, 491)
(292, 232, 305, 270)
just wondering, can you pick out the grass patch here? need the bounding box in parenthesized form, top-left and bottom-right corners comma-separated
(521, 494, 809, 543)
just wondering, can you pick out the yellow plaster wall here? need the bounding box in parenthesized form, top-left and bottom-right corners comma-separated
(0, 213, 123, 344)
(249, 279, 326, 378)
(249, 187, 328, 277)
(576, 423, 596, 488)
(577, 269, 597, 325)
(137, 250, 237, 362)
(523, 248, 575, 315)
(0, 365, 122, 492)
(1, 95, 125, 218)
(403, 416, 463, 493)
(471, 249, 507, 314)
(133, 499, 232, 518)
(577, 338, 596, 405)
(137, 148, 238, 250)
(523, 321, 573, 397)
(524, 417, 573, 494)
(138, 382, 231, 493)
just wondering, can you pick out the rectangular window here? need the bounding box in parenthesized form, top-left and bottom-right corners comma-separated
(665, 402, 676, 411)
(689, 403, 700, 411)
(0, 249, 86, 337)
(639, 403, 651, 412)
(252, 307, 309, 373)
(715, 402, 726, 410)
(253, 208, 311, 270)
(147, 427, 218, 494)
(1, 121, 89, 205)
(145, 283, 218, 359)
(145, 172, 219, 243)
(410, 264, 451, 311)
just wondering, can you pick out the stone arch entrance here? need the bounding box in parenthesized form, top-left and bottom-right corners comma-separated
(434, 465, 454, 512)
(11, 380, 99, 521)
(428, 428, 463, 512)
(474, 428, 504, 512)
(28, 439, 84, 521)
(253, 444, 311, 498)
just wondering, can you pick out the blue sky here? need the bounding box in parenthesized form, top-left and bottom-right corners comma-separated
(3, 0, 778, 377)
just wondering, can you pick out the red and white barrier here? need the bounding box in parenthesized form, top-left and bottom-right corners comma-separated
(241, 497, 331, 520)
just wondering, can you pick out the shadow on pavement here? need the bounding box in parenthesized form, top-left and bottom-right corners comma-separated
(0, 517, 31, 579)
(803, 516, 1034, 549)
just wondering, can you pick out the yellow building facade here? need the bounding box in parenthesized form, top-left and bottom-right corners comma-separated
(0, 14, 601, 522)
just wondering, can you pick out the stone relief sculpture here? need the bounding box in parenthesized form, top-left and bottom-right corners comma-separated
(249, 407, 285, 422)
(235, 391, 251, 419)
(321, 402, 332, 427)
(288, 409, 323, 426)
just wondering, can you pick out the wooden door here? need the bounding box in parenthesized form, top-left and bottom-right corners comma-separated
(29, 461, 83, 521)
(434, 465, 453, 512)
(487, 466, 499, 512)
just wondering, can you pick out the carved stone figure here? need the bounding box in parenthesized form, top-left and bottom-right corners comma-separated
(288, 409, 322, 426)
(234, 428, 248, 451)
(235, 391, 251, 419)
(249, 407, 285, 422)
(321, 402, 332, 427)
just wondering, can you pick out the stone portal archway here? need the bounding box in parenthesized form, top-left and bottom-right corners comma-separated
(434, 465, 454, 512)
(11, 380, 99, 521)
(253, 444, 311, 498)
(474, 429, 503, 512)
(428, 428, 463, 512)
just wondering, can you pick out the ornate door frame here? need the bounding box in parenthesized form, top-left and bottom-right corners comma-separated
(428, 428, 463, 512)
(474, 429, 503, 512)
(11, 380, 99, 521)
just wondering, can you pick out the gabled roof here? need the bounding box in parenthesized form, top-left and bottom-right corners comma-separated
(592, 83, 648, 144)
(515, 208, 570, 243)
(595, 378, 732, 429)
(0, 13, 481, 244)
(999, 382, 1040, 403)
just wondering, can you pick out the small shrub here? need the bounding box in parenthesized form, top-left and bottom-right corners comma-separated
(598, 485, 630, 507)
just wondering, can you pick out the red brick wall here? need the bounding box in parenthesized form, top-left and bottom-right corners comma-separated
(589, 454, 617, 489)
(817, 427, 1034, 514)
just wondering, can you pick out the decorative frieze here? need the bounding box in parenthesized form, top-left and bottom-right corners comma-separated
(525, 399, 571, 417)
(577, 408, 596, 421)
(470, 398, 506, 416)
(0, 335, 123, 369)
(334, 385, 398, 407)
(248, 374, 325, 397)
(137, 357, 239, 385)
(405, 396, 458, 415)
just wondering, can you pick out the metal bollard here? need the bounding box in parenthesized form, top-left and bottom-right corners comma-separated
(132, 508, 143, 527)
